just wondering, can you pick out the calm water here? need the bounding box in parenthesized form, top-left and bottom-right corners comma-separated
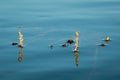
(0, 0, 120, 80)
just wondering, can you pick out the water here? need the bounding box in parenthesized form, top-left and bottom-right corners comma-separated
(0, 0, 120, 80)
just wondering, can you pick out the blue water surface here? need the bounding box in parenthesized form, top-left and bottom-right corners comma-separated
(0, 0, 120, 80)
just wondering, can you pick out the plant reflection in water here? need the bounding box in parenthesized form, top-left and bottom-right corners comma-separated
(18, 47, 23, 62)
(74, 50, 79, 67)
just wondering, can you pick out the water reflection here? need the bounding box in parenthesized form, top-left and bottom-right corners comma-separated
(73, 32, 79, 67)
(18, 47, 23, 62)
(74, 51, 79, 67)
